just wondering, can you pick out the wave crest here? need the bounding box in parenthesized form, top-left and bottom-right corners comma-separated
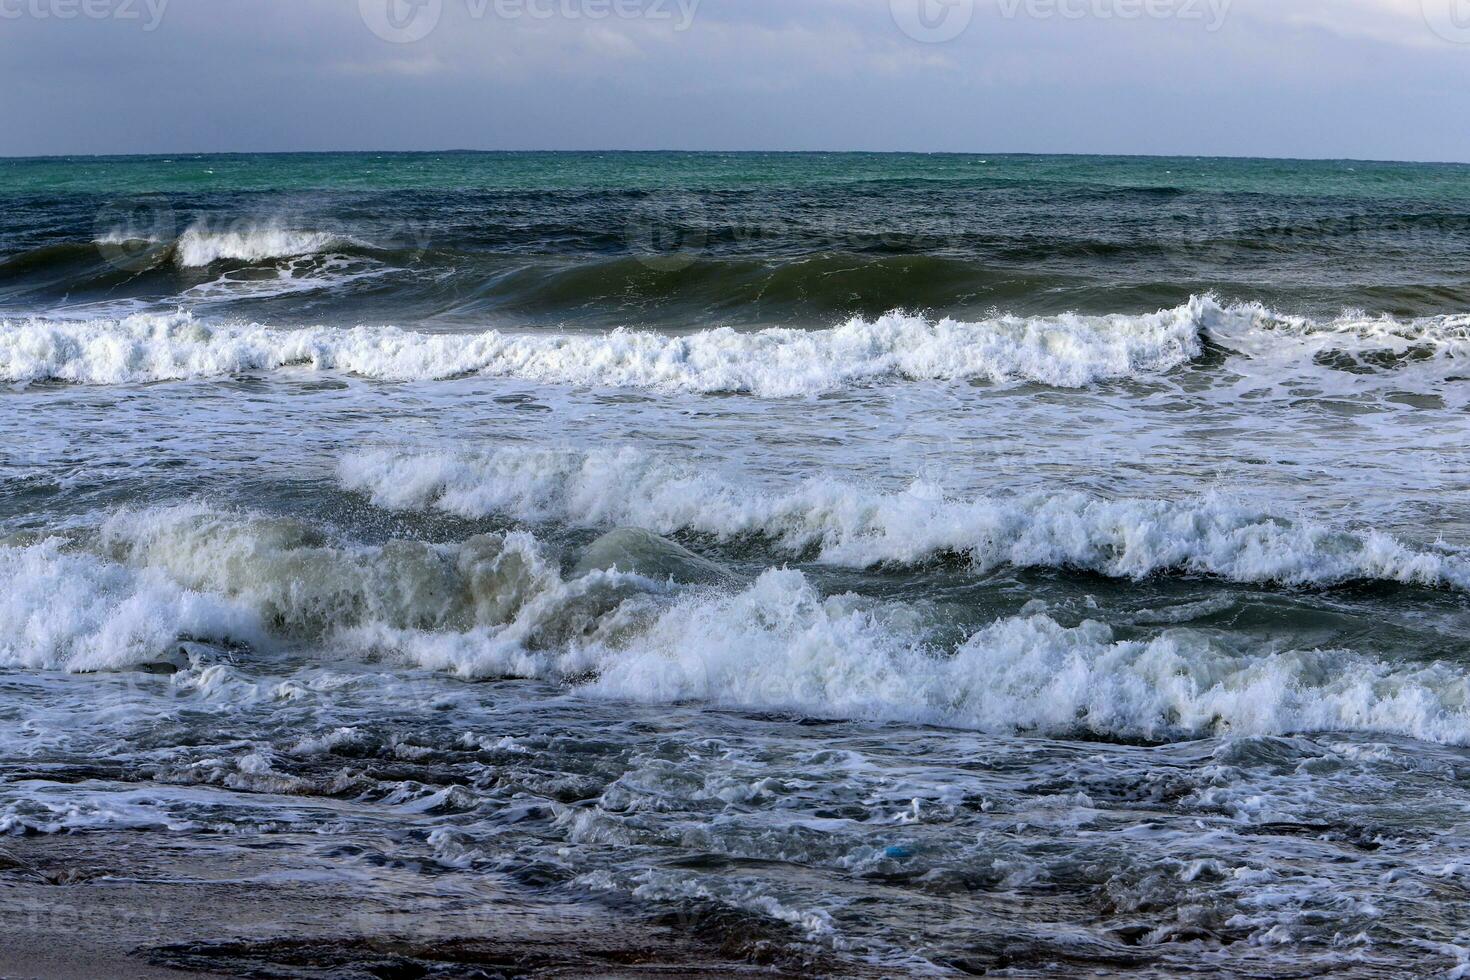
(7, 516, 1470, 746)
(339, 445, 1470, 592)
(0, 300, 1217, 392)
(171, 224, 359, 268)
(579, 569, 1470, 746)
(6, 297, 1463, 393)
(2, 507, 665, 673)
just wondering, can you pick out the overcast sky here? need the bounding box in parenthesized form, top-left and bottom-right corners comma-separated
(2, 0, 1467, 160)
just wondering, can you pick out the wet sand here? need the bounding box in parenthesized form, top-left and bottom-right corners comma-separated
(0, 835, 840, 978)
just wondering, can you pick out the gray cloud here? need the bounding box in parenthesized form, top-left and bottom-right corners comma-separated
(1, 0, 1467, 159)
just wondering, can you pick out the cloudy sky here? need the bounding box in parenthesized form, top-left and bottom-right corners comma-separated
(2, 0, 1467, 160)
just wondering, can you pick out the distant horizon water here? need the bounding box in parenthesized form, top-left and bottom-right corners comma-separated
(8, 147, 1470, 166)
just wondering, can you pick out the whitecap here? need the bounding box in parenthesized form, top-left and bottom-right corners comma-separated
(338, 445, 1470, 592)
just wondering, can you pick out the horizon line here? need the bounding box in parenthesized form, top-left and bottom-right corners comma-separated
(3, 148, 1470, 168)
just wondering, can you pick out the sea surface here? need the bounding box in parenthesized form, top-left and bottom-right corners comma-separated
(2, 151, 1470, 976)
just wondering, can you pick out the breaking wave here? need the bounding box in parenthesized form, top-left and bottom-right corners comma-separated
(171, 224, 360, 268)
(3, 296, 1464, 393)
(5, 507, 1470, 746)
(0, 536, 264, 674)
(576, 569, 1470, 746)
(0, 300, 1220, 392)
(89, 223, 363, 269)
(339, 445, 1470, 592)
(0, 506, 665, 673)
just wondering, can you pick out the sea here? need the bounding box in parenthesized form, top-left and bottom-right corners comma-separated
(2, 151, 1469, 977)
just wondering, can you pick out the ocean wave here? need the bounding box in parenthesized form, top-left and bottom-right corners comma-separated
(2, 506, 666, 672)
(339, 445, 1470, 592)
(0, 231, 399, 321)
(0, 300, 1217, 392)
(3, 296, 1463, 393)
(469, 253, 1069, 321)
(0, 536, 263, 673)
(96, 503, 665, 644)
(7, 513, 1470, 745)
(1207, 302, 1470, 367)
(175, 254, 396, 305)
(93, 230, 165, 247)
(88, 222, 360, 269)
(573, 569, 1470, 746)
(171, 224, 360, 268)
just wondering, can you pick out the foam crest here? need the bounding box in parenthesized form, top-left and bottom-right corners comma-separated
(1210, 302, 1470, 357)
(0, 300, 1215, 392)
(172, 224, 355, 267)
(10, 511, 1470, 746)
(1, 507, 666, 672)
(96, 504, 658, 642)
(340, 446, 1470, 591)
(575, 570, 1470, 745)
(0, 538, 262, 672)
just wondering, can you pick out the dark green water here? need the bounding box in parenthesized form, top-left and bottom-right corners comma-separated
(4, 151, 1470, 328)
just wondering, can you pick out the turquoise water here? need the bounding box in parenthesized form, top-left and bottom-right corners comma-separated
(6, 150, 1470, 197)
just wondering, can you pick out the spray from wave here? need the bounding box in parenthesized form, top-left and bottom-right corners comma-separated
(90, 221, 365, 269)
(171, 224, 362, 268)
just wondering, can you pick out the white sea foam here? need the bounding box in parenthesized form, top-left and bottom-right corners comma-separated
(3, 296, 1463, 394)
(578, 569, 1470, 746)
(172, 224, 356, 267)
(1202, 301, 1470, 408)
(0, 299, 1220, 392)
(1209, 302, 1470, 361)
(0, 538, 262, 672)
(339, 445, 1470, 591)
(313, 567, 1470, 746)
